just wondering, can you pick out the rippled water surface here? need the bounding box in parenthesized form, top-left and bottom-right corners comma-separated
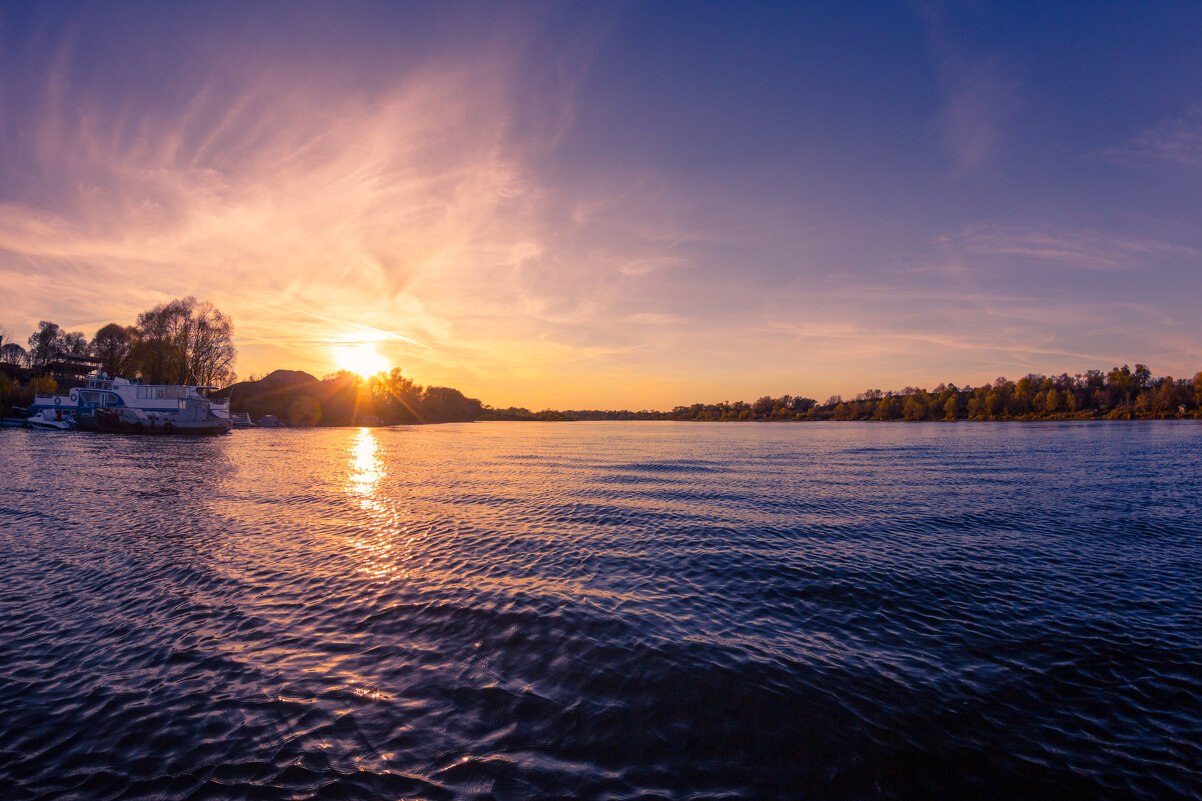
(2, 421, 1200, 800)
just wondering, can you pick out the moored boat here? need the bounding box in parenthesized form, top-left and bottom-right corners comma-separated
(94, 404, 228, 435)
(23, 409, 77, 430)
(27, 372, 232, 434)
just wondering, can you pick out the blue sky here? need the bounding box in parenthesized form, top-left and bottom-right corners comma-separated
(1, 1, 1199, 407)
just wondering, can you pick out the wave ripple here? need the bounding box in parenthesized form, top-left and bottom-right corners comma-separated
(2, 421, 1200, 800)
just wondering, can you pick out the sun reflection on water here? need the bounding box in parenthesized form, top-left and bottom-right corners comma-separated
(350, 427, 382, 497)
(345, 427, 412, 582)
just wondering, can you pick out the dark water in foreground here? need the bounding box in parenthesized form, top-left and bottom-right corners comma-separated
(1, 421, 1200, 800)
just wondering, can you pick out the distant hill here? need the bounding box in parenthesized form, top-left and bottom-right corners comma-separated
(216, 370, 331, 425)
(217, 369, 483, 426)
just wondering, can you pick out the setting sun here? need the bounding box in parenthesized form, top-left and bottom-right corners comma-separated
(333, 344, 390, 377)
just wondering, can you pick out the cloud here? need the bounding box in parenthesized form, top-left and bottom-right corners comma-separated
(3, 8, 1197, 408)
(935, 222, 1199, 271)
(0, 61, 523, 349)
(939, 58, 1022, 173)
(916, 3, 1022, 173)
(0, 28, 710, 403)
(1098, 105, 1202, 168)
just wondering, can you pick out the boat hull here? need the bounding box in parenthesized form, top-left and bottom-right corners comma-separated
(94, 409, 229, 436)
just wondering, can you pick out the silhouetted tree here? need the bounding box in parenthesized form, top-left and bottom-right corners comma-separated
(25, 321, 86, 373)
(90, 323, 136, 377)
(0, 342, 26, 365)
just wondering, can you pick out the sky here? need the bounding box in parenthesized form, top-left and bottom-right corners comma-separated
(1, 1, 1200, 409)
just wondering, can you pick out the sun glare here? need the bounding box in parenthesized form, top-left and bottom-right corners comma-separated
(334, 344, 390, 377)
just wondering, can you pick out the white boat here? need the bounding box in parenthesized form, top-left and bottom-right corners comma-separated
(28, 373, 231, 434)
(24, 409, 77, 430)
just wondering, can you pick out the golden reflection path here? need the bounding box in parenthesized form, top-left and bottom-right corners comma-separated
(345, 427, 413, 582)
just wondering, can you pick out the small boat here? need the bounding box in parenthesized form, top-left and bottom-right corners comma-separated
(24, 409, 77, 430)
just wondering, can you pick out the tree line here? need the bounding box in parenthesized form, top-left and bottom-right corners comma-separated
(661, 365, 1202, 422)
(480, 365, 1202, 422)
(1, 297, 236, 386)
(5, 307, 1200, 426)
(223, 363, 1202, 425)
(1, 297, 236, 414)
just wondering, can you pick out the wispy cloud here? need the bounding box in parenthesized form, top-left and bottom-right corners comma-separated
(2, 6, 1198, 408)
(939, 57, 1022, 173)
(1099, 105, 1202, 168)
(0, 30, 703, 404)
(935, 222, 1199, 271)
(916, 3, 1022, 173)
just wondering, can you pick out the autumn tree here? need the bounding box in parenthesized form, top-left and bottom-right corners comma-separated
(943, 393, 959, 420)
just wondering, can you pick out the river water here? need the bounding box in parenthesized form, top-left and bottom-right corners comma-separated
(1, 421, 1200, 800)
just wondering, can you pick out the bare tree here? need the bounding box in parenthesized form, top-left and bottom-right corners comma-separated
(133, 297, 237, 386)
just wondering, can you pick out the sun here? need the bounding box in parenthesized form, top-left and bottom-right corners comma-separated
(333, 343, 390, 377)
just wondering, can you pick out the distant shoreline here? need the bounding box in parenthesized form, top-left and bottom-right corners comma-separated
(5, 363, 1199, 427)
(190, 364, 1202, 426)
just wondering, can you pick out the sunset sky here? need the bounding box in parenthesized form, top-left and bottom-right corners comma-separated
(2, 2, 1200, 409)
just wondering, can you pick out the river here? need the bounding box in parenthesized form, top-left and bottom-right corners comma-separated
(1, 421, 1199, 800)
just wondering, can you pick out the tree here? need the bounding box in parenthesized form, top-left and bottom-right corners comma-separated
(1152, 379, 1178, 416)
(184, 300, 237, 386)
(943, 394, 959, 420)
(1107, 365, 1133, 408)
(1045, 387, 1061, 414)
(61, 331, 88, 355)
(24, 321, 84, 373)
(132, 297, 237, 386)
(903, 395, 927, 420)
(1133, 364, 1152, 395)
(0, 342, 26, 365)
(752, 395, 774, 418)
(90, 323, 136, 377)
(420, 386, 483, 422)
(27, 321, 62, 372)
(368, 367, 422, 423)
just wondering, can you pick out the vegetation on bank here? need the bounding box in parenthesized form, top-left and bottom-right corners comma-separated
(2, 297, 235, 386)
(479, 365, 1202, 423)
(217, 369, 484, 426)
(1, 297, 237, 416)
(658, 366, 1201, 421)
(4, 307, 1200, 424)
